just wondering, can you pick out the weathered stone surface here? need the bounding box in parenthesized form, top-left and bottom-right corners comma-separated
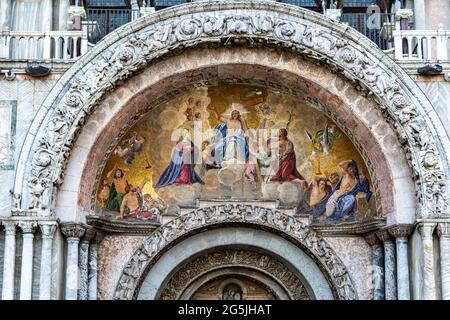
(325, 236, 372, 300)
(97, 235, 146, 300)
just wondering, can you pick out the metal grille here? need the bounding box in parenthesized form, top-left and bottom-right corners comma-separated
(281, 0, 318, 6)
(88, 0, 129, 6)
(87, 8, 132, 43)
(341, 13, 395, 50)
(155, 0, 187, 5)
(343, 0, 380, 7)
(154, 0, 187, 10)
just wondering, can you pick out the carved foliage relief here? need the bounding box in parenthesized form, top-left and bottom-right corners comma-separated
(113, 204, 358, 300)
(23, 2, 447, 219)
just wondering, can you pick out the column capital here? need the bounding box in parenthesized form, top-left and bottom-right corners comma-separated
(364, 232, 381, 246)
(375, 229, 394, 243)
(39, 222, 58, 239)
(388, 224, 414, 239)
(2, 220, 17, 235)
(81, 226, 96, 244)
(61, 222, 86, 240)
(417, 222, 437, 238)
(18, 221, 38, 234)
(95, 230, 106, 244)
(437, 222, 450, 238)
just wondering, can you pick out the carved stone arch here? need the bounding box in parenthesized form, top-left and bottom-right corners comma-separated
(12, 0, 449, 220)
(113, 204, 358, 300)
(161, 250, 310, 300)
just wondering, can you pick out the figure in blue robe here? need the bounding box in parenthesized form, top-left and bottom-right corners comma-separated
(325, 160, 372, 220)
(155, 131, 204, 188)
(213, 123, 249, 167)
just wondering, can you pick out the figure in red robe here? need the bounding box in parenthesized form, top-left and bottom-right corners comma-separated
(270, 129, 306, 186)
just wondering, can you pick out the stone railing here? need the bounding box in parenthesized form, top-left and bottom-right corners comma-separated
(0, 23, 91, 61)
(393, 28, 450, 61)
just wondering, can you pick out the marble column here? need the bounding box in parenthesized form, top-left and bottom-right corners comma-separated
(61, 223, 85, 300)
(39, 222, 57, 300)
(418, 223, 437, 300)
(1, 221, 16, 300)
(78, 227, 95, 300)
(413, 0, 426, 29)
(59, 0, 70, 31)
(389, 225, 413, 300)
(18, 221, 37, 300)
(88, 232, 104, 300)
(437, 222, 450, 300)
(40, 0, 53, 31)
(0, 0, 11, 31)
(364, 232, 385, 300)
(376, 230, 397, 300)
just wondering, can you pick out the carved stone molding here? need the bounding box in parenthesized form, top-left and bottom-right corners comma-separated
(113, 204, 357, 300)
(86, 216, 160, 236)
(159, 248, 310, 300)
(388, 224, 414, 239)
(13, 0, 448, 220)
(60, 222, 86, 240)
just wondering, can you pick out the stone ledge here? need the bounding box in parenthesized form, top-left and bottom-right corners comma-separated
(311, 217, 386, 236)
(397, 61, 450, 76)
(0, 60, 75, 74)
(86, 215, 161, 235)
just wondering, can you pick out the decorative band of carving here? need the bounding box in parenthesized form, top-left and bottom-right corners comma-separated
(20, 1, 447, 220)
(113, 204, 357, 300)
(159, 248, 310, 300)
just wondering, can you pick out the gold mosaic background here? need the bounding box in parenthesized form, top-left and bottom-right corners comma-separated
(97, 84, 374, 217)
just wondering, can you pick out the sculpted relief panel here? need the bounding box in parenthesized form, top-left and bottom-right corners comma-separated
(96, 84, 377, 224)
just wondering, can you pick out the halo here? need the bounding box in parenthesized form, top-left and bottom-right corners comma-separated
(222, 102, 249, 117)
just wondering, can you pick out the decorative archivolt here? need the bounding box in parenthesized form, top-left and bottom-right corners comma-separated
(14, 0, 448, 218)
(113, 204, 357, 300)
(159, 248, 311, 300)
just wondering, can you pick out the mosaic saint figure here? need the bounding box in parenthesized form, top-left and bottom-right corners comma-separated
(324, 160, 372, 220)
(119, 179, 148, 219)
(211, 105, 249, 167)
(155, 128, 204, 188)
(104, 165, 130, 212)
(114, 131, 145, 165)
(306, 176, 332, 218)
(269, 128, 306, 185)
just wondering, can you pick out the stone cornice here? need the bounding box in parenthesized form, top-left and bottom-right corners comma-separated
(86, 216, 160, 236)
